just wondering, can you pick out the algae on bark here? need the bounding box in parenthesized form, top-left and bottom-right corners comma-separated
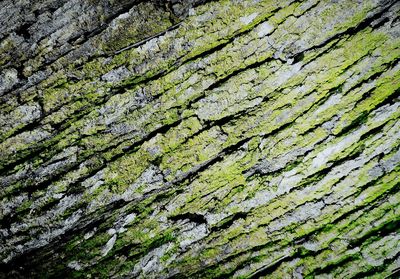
(0, 0, 400, 278)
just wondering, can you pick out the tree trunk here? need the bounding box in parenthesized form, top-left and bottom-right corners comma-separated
(1, 0, 399, 278)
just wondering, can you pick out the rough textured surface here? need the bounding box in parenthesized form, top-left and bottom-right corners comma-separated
(1, 0, 400, 278)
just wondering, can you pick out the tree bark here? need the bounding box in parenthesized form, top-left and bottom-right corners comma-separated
(1, 0, 399, 278)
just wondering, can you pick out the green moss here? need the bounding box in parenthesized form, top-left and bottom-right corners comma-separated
(147, 231, 175, 251)
(333, 67, 400, 135)
(15, 199, 33, 213)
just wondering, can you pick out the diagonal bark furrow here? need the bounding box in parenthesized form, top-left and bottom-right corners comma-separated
(1, 0, 400, 278)
(0, 0, 194, 97)
(2, 42, 396, 262)
(0, 0, 394, 185)
(159, 107, 396, 278)
(289, 0, 398, 63)
(189, 176, 399, 279)
(3, 27, 395, 201)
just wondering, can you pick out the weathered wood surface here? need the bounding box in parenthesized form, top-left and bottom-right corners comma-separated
(1, 0, 399, 278)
